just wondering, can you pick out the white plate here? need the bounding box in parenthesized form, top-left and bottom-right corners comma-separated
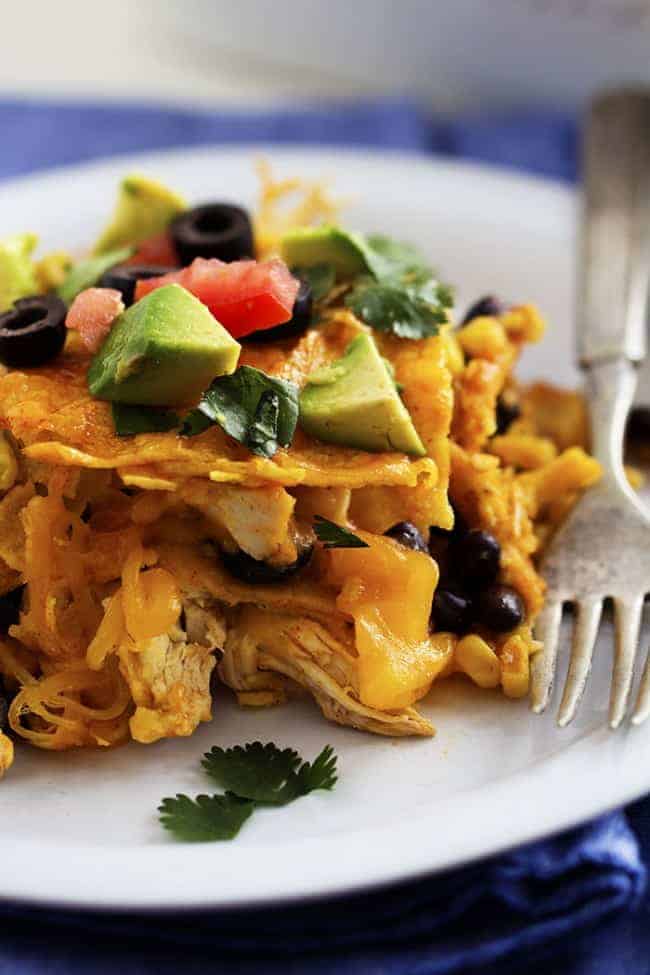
(1, 146, 648, 913)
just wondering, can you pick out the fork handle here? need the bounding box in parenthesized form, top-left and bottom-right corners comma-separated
(586, 358, 637, 488)
(579, 89, 650, 366)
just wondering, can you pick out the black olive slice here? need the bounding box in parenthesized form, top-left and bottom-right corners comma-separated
(170, 203, 254, 265)
(0, 295, 67, 368)
(98, 264, 176, 306)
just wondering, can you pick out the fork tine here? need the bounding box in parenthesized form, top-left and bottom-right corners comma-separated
(530, 598, 563, 713)
(631, 637, 650, 726)
(557, 597, 603, 727)
(609, 595, 644, 728)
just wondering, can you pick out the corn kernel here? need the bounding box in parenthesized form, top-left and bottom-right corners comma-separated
(456, 317, 508, 362)
(501, 304, 545, 343)
(455, 634, 501, 688)
(499, 634, 530, 698)
(626, 465, 644, 491)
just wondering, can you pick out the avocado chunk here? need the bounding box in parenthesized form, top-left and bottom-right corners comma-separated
(87, 284, 241, 406)
(0, 233, 39, 312)
(93, 175, 187, 255)
(299, 333, 426, 456)
(281, 225, 372, 277)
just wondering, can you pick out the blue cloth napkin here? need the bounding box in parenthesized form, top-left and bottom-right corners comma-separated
(0, 96, 643, 975)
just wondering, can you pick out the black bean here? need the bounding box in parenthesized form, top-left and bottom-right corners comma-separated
(0, 294, 67, 368)
(496, 396, 521, 435)
(431, 588, 474, 633)
(452, 530, 501, 588)
(385, 521, 429, 553)
(98, 264, 176, 306)
(461, 295, 504, 325)
(220, 541, 313, 585)
(243, 277, 313, 343)
(477, 584, 524, 632)
(626, 406, 650, 445)
(171, 203, 254, 265)
(428, 526, 452, 573)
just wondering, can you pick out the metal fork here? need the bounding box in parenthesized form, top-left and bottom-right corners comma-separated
(531, 89, 650, 728)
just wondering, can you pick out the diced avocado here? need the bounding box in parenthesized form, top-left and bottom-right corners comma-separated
(0, 233, 39, 312)
(299, 333, 426, 456)
(93, 174, 187, 255)
(87, 283, 241, 406)
(281, 225, 371, 277)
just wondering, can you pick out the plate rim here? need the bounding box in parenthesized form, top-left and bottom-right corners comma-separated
(2, 144, 644, 914)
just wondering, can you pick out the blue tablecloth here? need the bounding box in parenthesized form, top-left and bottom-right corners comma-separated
(0, 96, 646, 975)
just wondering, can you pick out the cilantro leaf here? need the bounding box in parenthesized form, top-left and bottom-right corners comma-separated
(202, 741, 338, 805)
(57, 245, 134, 304)
(181, 366, 299, 457)
(158, 793, 255, 842)
(332, 230, 453, 340)
(111, 402, 179, 437)
(291, 744, 338, 796)
(292, 264, 336, 302)
(346, 278, 450, 340)
(202, 742, 302, 803)
(313, 516, 369, 549)
(364, 234, 431, 277)
(246, 390, 281, 459)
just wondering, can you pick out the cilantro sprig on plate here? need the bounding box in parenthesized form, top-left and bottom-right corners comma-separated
(203, 742, 337, 805)
(158, 794, 255, 843)
(159, 741, 338, 843)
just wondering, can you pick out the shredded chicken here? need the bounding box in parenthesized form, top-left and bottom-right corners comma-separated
(179, 481, 298, 564)
(118, 601, 226, 744)
(220, 606, 434, 737)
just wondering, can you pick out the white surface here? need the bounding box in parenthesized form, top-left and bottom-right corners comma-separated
(5, 0, 650, 110)
(0, 0, 379, 106)
(0, 146, 648, 913)
(177, 0, 650, 111)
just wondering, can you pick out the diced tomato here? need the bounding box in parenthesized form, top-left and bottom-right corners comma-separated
(66, 288, 124, 353)
(125, 232, 179, 267)
(134, 257, 299, 338)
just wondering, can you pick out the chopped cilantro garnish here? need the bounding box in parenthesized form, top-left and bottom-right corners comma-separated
(158, 794, 254, 843)
(362, 234, 431, 278)
(180, 366, 299, 458)
(346, 279, 449, 340)
(202, 742, 337, 805)
(111, 403, 179, 437)
(313, 516, 369, 549)
(344, 233, 453, 340)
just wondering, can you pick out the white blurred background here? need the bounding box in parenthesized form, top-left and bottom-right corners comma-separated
(3, 0, 650, 110)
